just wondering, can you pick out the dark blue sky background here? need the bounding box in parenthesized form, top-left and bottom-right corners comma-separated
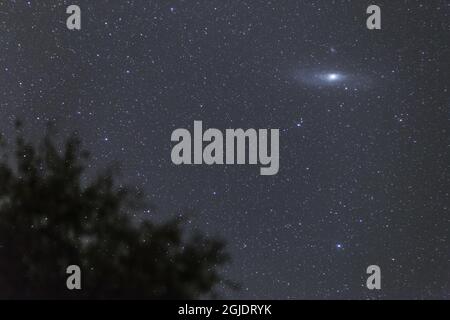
(1, 0, 449, 298)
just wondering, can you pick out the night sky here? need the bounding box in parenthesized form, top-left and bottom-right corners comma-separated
(1, 0, 449, 299)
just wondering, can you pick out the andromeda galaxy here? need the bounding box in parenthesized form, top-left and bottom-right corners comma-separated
(293, 69, 371, 90)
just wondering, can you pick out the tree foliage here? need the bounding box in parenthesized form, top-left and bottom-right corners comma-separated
(0, 124, 229, 299)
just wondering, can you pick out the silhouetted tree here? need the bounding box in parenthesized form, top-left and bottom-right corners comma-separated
(0, 123, 229, 299)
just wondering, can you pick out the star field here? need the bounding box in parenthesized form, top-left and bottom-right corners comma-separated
(1, 0, 449, 299)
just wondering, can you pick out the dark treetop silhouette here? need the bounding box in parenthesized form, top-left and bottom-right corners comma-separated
(0, 122, 230, 299)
